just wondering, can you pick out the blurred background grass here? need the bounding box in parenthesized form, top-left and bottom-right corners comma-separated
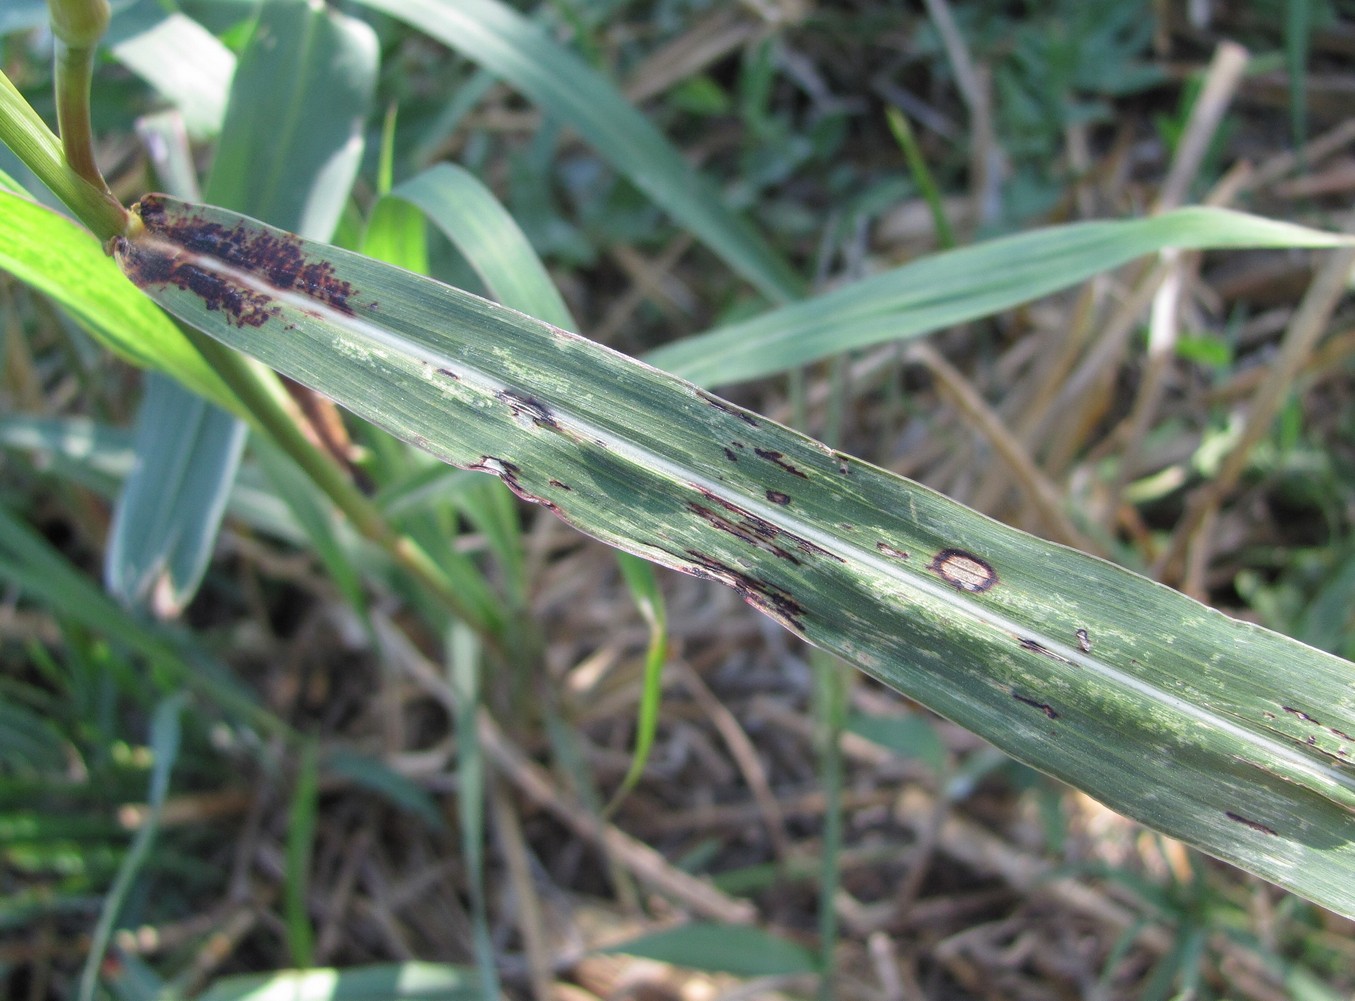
(2, 1, 1355, 999)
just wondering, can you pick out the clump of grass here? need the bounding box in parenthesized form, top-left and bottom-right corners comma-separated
(2, 2, 1354, 1001)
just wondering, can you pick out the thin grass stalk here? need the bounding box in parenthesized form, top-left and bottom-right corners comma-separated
(906, 342, 1097, 551)
(77, 693, 185, 1001)
(886, 107, 955, 250)
(813, 652, 848, 1000)
(284, 736, 319, 968)
(491, 782, 554, 1001)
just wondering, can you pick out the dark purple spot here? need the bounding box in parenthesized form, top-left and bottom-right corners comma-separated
(683, 549, 806, 631)
(1012, 691, 1058, 719)
(123, 194, 360, 322)
(766, 490, 791, 505)
(1226, 811, 1277, 836)
(754, 448, 808, 479)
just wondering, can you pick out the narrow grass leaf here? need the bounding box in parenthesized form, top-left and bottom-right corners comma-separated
(106, 374, 247, 617)
(353, 0, 801, 303)
(381, 163, 574, 328)
(447, 622, 500, 1001)
(0, 415, 306, 544)
(78, 692, 186, 1001)
(107, 3, 235, 139)
(285, 735, 319, 969)
(111, 0, 381, 620)
(0, 189, 235, 408)
(193, 963, 483, 1001)
(205, 0, 377, 240)
(604, 552, 669, 814)
(812, 652, 848, 998)
(106, 0, 376, 619)
(645, 207, 1355, 387)
(105, 115, 229, 622)
(114, 197, 1355, 918)
(602, 922, 818, 977)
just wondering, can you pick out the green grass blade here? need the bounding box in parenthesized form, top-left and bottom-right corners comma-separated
(352, 0, 801, 303)
(106, 373, 247, 616)
(205, 0, 377, 239)
(644, 207, 1355, 386)
(381, 163, 574, 328)
(601, 922, 818, 977)
(105, 0, 377, 618)
(812, 652, 847, 998)
(77, 692, 186, 1001)
(114, 196, 1355, 918)
(0, 188, 235, 408)
(285, 736, 319, 969)
(107, 2, 235, 140)
(104, 111, 235, 622)
(446, 622, 500, 1001)
(603, 552, 669, 815)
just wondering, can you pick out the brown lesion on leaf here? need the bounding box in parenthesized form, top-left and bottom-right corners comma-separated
(766, 490, 791, 505)
(687, 499, 801, 564)
(690, 487, 844, 563)
(117, 232, 279, 328)
(1283, 705, 1354, 743)
(1076, 628, 1092, 652)
(1225, 811, 1278, 836)
(929, 548, 997, 592)
(753, 448, 808, 479)
(123, 194, 361, 323)
(1011, 690, 1059, 719)
(876, 542, 909, 560)
(682, 549, 806, 632)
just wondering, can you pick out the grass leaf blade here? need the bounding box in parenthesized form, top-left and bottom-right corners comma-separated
(352, 0, 801, 303)
(106, 373, 247, 616)
(114, 195, 1355, 918)
(645, 207, 1355, 387)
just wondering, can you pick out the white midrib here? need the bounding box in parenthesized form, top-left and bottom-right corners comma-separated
(134, 227, 1352, 801)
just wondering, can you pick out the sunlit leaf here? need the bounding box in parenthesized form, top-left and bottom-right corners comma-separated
(113, 195, 1355, 918)
(646, 208, 1355, 387)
